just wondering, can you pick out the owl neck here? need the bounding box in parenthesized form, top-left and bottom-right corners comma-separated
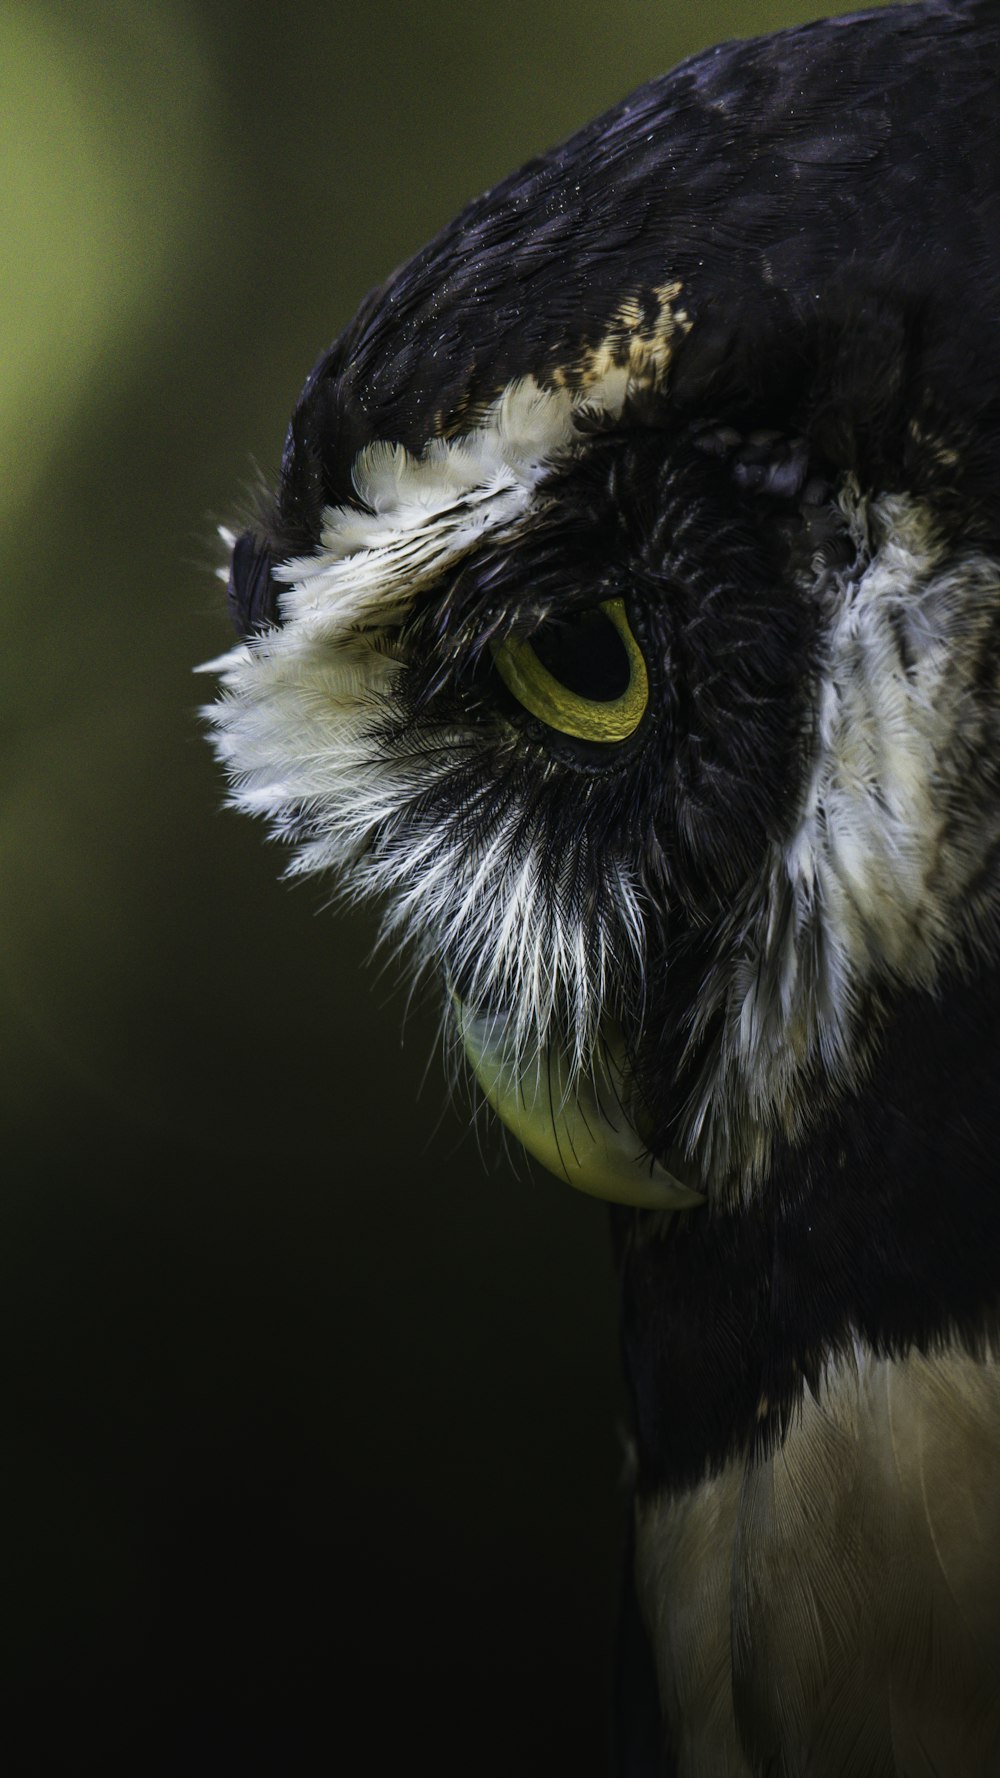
(616, 954, 1000, 1494)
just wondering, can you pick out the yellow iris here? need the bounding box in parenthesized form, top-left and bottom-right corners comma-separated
(492, 597, 648, 744)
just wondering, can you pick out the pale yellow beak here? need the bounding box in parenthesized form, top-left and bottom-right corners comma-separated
(454, 1000, 704, 1211)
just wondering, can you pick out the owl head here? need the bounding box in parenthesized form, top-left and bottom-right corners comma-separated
(203, 2, 1000, 1216)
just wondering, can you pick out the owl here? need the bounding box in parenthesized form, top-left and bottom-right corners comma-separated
(204, 2, 1000, 1771)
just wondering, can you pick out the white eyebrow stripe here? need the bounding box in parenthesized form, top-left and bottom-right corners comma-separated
(268, 375, 612, 639)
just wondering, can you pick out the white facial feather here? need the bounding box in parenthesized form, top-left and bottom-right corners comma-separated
(274, 376, 608, 638)
(685, 486, 1000, 1189)
(204, 372, 644, 1084)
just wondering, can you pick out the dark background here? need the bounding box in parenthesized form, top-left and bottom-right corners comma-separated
(3, 3, 886, 1771)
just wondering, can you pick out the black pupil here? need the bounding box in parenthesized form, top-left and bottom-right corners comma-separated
(529, 607, 630, 701)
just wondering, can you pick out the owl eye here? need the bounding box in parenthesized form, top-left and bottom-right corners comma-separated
(492, 598, 649, 744)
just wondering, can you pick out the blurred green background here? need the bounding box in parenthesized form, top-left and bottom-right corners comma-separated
(2, 2, 886, 1771)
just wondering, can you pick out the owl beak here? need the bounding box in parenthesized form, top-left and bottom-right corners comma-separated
(453, 999, 705, 1211)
